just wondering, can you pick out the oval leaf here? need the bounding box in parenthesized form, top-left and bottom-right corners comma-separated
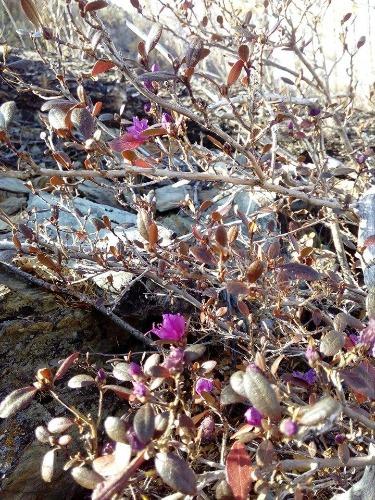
(67, 374, 95, 389)
(278, 263, 320, 281)
(91, 60, 116, 77)
(226, 441, 252, 500)
(54, 352, 80, 381)
(227, 59, 244, 87)
(0, 386, 37, 418)
(133, 403, 155, 444)
(155, 452, 197, 495)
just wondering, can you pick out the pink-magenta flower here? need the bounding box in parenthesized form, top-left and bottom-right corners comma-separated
(163, 347, 185, 371)
(244, 407, 262, 427)
(151, 313, 186, 342)
(305, 346, 319, 363)
(195, 378, 214, 395)
(280, 418, 298, 437)
(109, 116, 149, 152)
(199, 415, 215, 440)
(132, 381, 148, 398)
(129, 362, 143, 378)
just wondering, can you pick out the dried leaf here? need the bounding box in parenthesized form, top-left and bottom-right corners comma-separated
(238, 44, 249, 62)
(215, 224, 228, 247)
(20, 0, 42, 26)
(185, 37, 204, 68)
(226, 280, 249, 296)
(226, 441, 252, 500)
(281, 76, 295, 85)
(190, 245, 218, 266)
(227, 60, 244, 87)
(278, 263, 320, 281)
(71, 107, 95, 139)
(67, 374, 95, 388)
(0, 386, 37, 418)
(357, 36, 366, 49)
(340, 361, 375, 400)
(36, 252, 61, 273)
(246, 260, 265, 283)
(145, 23, 163, 54)
(155, 452, 197, 495)
(91, 60, 116, 77)
(133, 403, 155, 443)
(256, 439, 277, 467)
(84, 1, 108, 13)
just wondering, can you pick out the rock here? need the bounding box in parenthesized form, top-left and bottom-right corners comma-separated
(159, 213, 194, 236)
(155, 181, 191, 212)
(27, 192, 136, 240)
(0, 263, 122, 490)
(0, 195, 27, 215)
(1, 436, 79, 500)
(92, 270, 134, 292)
(77, 179, 119, 207)
(0, 177, 30, 194)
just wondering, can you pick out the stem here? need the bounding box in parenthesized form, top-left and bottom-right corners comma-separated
(1, 167, 343, 210)
(92, 450, 147, 500)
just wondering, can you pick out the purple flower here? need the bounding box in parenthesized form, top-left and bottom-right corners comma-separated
(96, 368, 106, 384)
(292, 368, 317, 386)
(280, 418, 298, 437)
(132, 381, 148, 398)
(244, 407, 262, 427)
(151, 63, 160, 72)
(305, 346, 319, 363)
(163, 347, 185, 371)
(126, 427, 145, 450)
(195, 378, 214, 395)
(199, 415, 215, 440)
(359, 319, 375, 356)
(308, 106, 321, 117)
(144, 102, 152, 113)
(129, 362, 143, 378)
(162, 112, 173, 125)
(287, 121, 294, 130)
(151, 313, 186, 342)
(127, 117, 148, 139)
(356, 153, 367, 165)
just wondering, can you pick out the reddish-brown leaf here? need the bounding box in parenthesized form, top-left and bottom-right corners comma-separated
(103, 385, 132, 400)
(190, 245, 218, 266)
(54, 352, 80, 381)
(238, 44, 249, 62)
(227, 60, 244, 87)
(37, 253, 61, 274)
(84, 0, 108, 13)
(91, 60, 116, 77)
(226, 280, 249, 296)
(340, 361, 375, 400)
(226, 441, 252, 500)
(20, 0, 41, 27)
(278, 263, 320, 281)
(145, 23, 163, 54)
